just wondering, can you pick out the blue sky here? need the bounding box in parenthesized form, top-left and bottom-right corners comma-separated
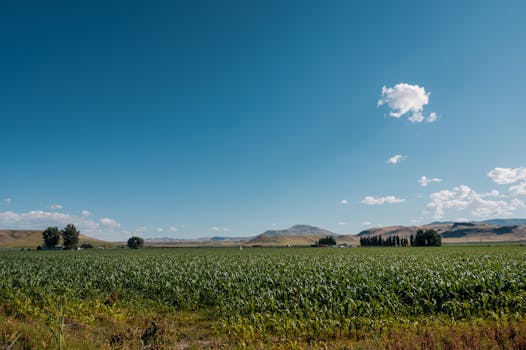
(2, 1, 526, 240)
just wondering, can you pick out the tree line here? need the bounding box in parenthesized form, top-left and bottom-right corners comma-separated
(360, 229, 441, 247)
(40, 224, 146, 250)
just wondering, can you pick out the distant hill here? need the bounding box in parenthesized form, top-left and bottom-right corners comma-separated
(258, 225, 335, 237)
(358, 221, 526, 243)
(248, 225, 358, 246)
(0, 230, 110, 248)
(144, 225, 358, 247)
(481, 218, 526, 226)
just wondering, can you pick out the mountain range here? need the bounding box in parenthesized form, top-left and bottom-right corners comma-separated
(3, 219, 526, 248)
(146, 225, 353, 247)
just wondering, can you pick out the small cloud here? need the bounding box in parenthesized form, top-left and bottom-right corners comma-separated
(362, 196, 406, 205)
(135, 226, 148, 234)
(211, 226, 230, 232)
(455, 218, 469, 222)
(156, 227, 164, 233)
(50, 204, 63, 210)
(340, 199, 348, 205)
(387, 154, 407, 165)
(361, 221, 372, 226)
(169, 226, 178, 233)
(3, 198, 12, 205)
(427, 112, 438, 123)
(100, 217, 121, 229)
(378, 83, 438, 123)
(337, 221, 348, 226)
(81, 210, 91, 217)
(418, 176, 443, 187)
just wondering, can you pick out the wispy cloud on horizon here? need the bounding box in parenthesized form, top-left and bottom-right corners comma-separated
(362, 196, 406, 205)
(0, 209, 126, 241)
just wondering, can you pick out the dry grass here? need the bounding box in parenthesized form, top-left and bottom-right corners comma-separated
(0, 230, 112, 248)
(0, 305, 223, 349)
(2, 303, 526, 350)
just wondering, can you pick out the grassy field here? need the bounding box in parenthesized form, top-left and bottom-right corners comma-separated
(1, 246, 526, 349)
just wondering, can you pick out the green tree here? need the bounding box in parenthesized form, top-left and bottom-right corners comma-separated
(61, 224, 79, 249)
(414, 229, 441, 247)
(127, 236, 144, 249)
(427, 229, 442, 246)
(42, 226, 60, 247)
(318, 236, 336, 246)
(415, 230, 426, 246)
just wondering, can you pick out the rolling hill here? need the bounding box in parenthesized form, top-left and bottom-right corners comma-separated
(0, 230, 111, 248)
(358, 221, 526, 243)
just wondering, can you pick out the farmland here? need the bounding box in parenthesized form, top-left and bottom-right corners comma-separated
(1, 246, 526, 349)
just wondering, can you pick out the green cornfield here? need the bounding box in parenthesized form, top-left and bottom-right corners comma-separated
(1, 246, 525, 346)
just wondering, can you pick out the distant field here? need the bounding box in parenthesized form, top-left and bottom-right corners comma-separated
(1, 246, 525, 349)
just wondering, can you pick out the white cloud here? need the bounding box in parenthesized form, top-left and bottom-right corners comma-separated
(361, 221, 372, 226)
(337, 221, 348, 226)
(427, 112, 438, 123)
(418, 176, 443, 187)
(510, 182, 526, 196)
(378, 83, 438, 123)
(211, 226, 230, 232)
(0, 208, 132, 241)
(100, 217, 121, 229)
(455, 218, 469, 222)
(169, 226, 178, 232)
(0, 210, 99, 231)
(156, 227, 164, 233)
(81, 210, 91, 217)
(387, 154, 407, 165)
(362, 196, 406, 205)
(426, 185, 524, 219)
(340, 199, 348, 205)
(488, 167, 526, 184)
(135, 226, 148, 234)
(487, 167, 526, 197)
(3, 198, 12, 205)
(50, 204, 63, 210)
